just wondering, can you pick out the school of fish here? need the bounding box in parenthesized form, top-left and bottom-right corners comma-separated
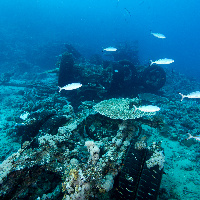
(57, 29, 200, 143)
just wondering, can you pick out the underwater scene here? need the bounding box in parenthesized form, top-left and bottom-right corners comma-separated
(0, 0, 200, 199)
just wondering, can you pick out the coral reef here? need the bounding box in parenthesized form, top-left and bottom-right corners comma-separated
(1, 44, 200, 200)
(94, 98, 159, 120)
(0, 92, 165, 199)
(146, 142, 165, 170)
(0, 72, 13, 84)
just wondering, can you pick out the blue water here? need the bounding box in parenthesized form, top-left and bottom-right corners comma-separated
(0, 0, 200, 78)
(1, 1, 200, 199)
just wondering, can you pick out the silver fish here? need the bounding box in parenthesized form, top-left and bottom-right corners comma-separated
(150, 58, 174, 66)
(134, 105, 160, 112)
(58, 83, 82, 92)
(103, 47, 117, 52)
(151, 31, 166, 39)
(186, 133, 200, 142)
(179, 91, 200, 101)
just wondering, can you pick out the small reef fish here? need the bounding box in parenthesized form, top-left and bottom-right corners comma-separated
(103, 47, 117, 52)
(151, 31, 166, 39)
(150, 58, 174, 66)
(179, 91, 200, 101)
(58, 83, 82, 92)
(186, 133, 200, 142)
(20, 112, 30, 120)
(133, 105, 160, 112)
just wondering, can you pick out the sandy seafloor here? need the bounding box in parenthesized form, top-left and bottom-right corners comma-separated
(0, 68, 200, 200)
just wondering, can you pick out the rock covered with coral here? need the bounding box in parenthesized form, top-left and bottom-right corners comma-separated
(0, 99, 143, 199)
(146, 142, 165, 170)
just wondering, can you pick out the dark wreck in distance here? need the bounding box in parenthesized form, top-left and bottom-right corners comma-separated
(57, 43, 166, 102)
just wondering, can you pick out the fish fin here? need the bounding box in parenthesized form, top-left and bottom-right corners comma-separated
(179, 93, 184, 101)
(186, 133, 193, 140)
(150, 60, 153, 66)
(58, 86, 62, 93)
(133, 105, 137, 112)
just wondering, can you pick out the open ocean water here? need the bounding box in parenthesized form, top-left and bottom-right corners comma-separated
(0, 1, 200, 200)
